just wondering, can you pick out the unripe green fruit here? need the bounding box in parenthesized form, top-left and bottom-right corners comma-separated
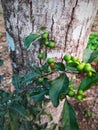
(68, 90, 75, 97)
(84, 63, 92, 72)
(47, 58, 54, 64)
(64, 54, 71, 62)
(68, 86, 74, 91)
(71, 56, 77, 62)
(67, 60, 73, 64)
(78, 90, 84, 95)
(87, 71, 92, 77)
(44, 41, 49, 46)
(76, 95, 83, 101)
(48, 41, 55, 48)
(38, 77, 44, 82)
(77, 63, 85, 71)
(38, 53, 43, 59)
(42, 32, 48, 39)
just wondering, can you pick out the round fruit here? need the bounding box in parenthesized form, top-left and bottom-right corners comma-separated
(68, 90, 75, 97)
(78, 90, 84, 95)
(87, 71, 92, 77)
(38, 77, 44, 82)
(63, 54, 71, 62)
(47, 58, 54, 64)
(71, 56, 77, 62)
(68, 86, 74, 91)
(76, 95, 83, 101)
(50, 62, 55, 67)
(77, 63, 85, 71)
(44, 41, 49, 46)
(38, 53, 43, 59)
(42, 32, 49, 39)
(84, 63, 92, 72)
(67, 60, 73, 64)
(48, 41, 55, 48)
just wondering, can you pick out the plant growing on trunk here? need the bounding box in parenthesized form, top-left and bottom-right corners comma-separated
(1, 29, 98, 130)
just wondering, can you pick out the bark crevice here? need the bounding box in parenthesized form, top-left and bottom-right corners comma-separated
(50, 15, 54, 39)
(64, 0, 78, 52)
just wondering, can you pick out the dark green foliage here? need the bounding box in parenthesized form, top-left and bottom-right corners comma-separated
(86, 33, 98, 51)
(0, 59, 4, 66)
(61, 100, 79, 130)
(1, 30, 98, 130)
(24, 33, 40, 48)
(78, 73, 98, 91)
(49, 74, 69, 107)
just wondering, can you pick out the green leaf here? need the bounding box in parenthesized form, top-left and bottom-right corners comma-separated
(53, 62, 65, 71)
(12, 74, 23, 93)
(87, 50, 98, 63)
(61, 100, 79, 130)
(24, 33, 40, 49)
(83, 48, 93, 63)
(28, 64, 42, 74)
(78, 73, 98, 91)
(8, 111, 20, 130)
(21, 72, 40, 85)
(30, 90, 48, 101)
(43, 51, 47, 60)
(0, 60, 4, 66)
(0, 111, 6, 116)
(49, 74, 69, 107)
(0, 75, 4, 83)
(8, 103, 29, 120)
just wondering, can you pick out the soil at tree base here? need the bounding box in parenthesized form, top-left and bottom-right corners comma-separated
(0, 3, 98, 130)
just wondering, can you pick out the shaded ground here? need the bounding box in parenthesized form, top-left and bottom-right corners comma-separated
(0, 4, 98, 130)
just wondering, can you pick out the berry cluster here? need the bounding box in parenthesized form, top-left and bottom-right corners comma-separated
(67, 86, 85, 101)
(38, 32, 56, 60)
(63, 54, 96, 77)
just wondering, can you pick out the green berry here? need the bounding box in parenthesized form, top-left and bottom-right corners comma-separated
(68, 90, 75, 97)
(78, 90, 84, 95)
(77, 63, 85, 71)
(71, 56, 77, 62)
(47, 58, 54, 64)
(68, 86, 74, 91)
(38, 77, 44, 82)
(42, 32, 49, 39)
(87, 71, 93, 77)
(64, 54, 71, 62)
(44, 41, 49, 46)
(48, 41, 55, 48)
(84, 63, 92, 72)
(38, 53, 43, 59)
(76, 95, 83, 101)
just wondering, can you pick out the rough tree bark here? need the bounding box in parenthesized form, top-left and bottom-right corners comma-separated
(1, 0, 98, 74)
(1, 0, 98, 125)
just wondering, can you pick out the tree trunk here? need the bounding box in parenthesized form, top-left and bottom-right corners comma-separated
(1, 0, 98, 125)
(1, 0, 98, 74)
